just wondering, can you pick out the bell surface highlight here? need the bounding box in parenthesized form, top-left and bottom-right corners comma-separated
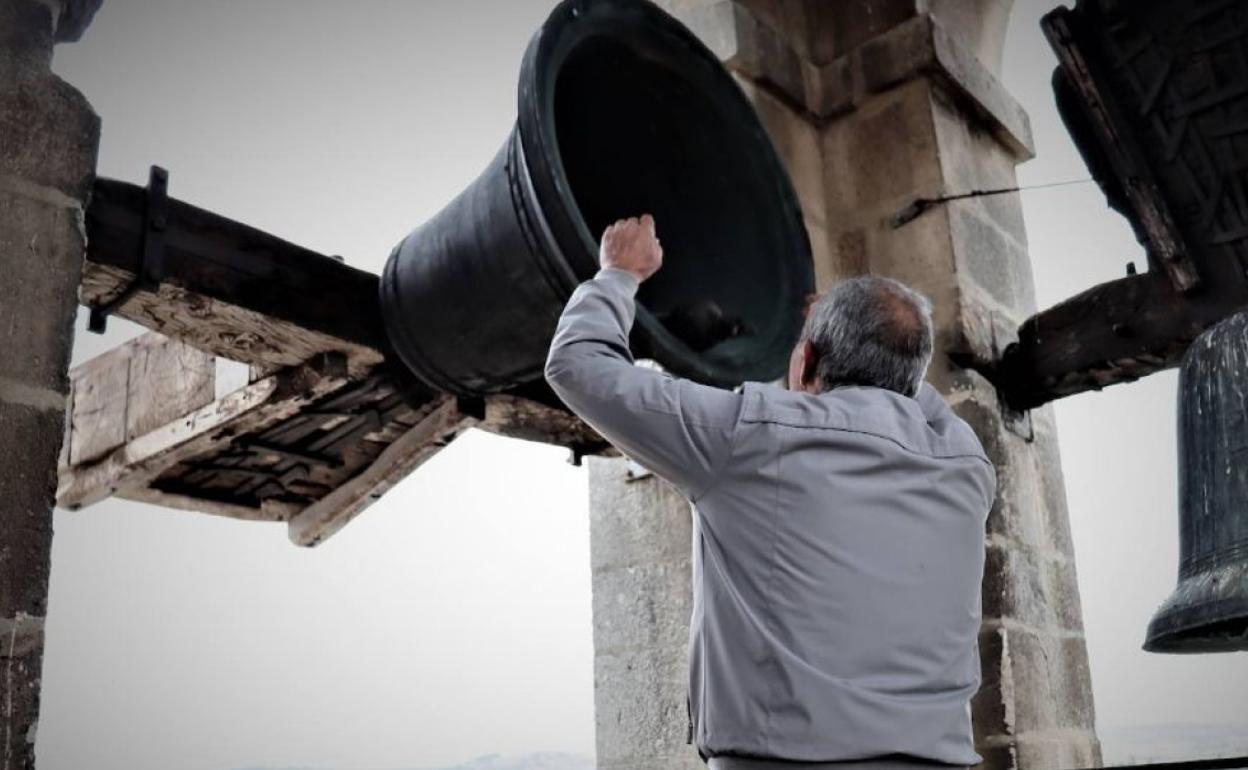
(1144, 309, 1248, 653)
(380, 0, 814, 396)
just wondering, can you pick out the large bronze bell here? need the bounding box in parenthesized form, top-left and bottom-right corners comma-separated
(1145, 309, 1248, 653)
(379, 0, 814, 396)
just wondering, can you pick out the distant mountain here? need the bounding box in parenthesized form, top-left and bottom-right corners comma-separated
(230, 751, 593, 770)
(1099, 723, 1248, 766)
(425, 754, 593, 770)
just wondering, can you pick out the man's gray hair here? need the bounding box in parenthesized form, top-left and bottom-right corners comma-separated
(801, 276, 934, 397)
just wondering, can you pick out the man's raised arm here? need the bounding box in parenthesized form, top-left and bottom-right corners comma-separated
(543, 215, 741, 501)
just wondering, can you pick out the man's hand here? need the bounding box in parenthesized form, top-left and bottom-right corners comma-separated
(601, 214, 663, 283)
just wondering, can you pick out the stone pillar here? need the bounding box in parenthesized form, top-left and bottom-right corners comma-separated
(0, 1, 101, 766)
(588, 460, 701, 770)
(589, 3, 1101, 769)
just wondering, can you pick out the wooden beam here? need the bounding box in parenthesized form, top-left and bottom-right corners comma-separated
(58, 354, 349, 510)
(118, 485, 302, 523)
(990, 272, 1248, 410)
(287, 396, 477, 547)
(479, 393, 613, 458)
(81, 177, 386, 376)
(282, 389, 613, 547)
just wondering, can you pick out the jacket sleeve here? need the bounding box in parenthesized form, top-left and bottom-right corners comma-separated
(544, 268, 742, 500)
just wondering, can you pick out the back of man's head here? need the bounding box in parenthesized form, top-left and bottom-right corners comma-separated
(802, 276, 934, 397)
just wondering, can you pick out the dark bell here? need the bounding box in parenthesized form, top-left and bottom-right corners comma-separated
(379, 0, 813, 396)
(1144, 309, 1248, 653)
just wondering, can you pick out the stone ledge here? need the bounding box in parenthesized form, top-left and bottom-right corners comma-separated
(672, 3, 1033, 159)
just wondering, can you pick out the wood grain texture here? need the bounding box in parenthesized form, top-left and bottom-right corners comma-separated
(68, 347, 128, 465)
(57, 358, 349, 510)
(287, 396, 475, 547)
(125, 333, 214, 440)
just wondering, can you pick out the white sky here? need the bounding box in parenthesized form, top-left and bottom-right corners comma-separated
(40, 2, 1247, 769)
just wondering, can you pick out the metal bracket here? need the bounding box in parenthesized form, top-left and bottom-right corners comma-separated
(88, 165, 170, 334)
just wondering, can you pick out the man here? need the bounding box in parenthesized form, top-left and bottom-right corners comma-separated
(545, 215, 996, 770)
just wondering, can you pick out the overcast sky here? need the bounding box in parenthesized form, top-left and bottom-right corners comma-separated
(42, 2, 1247, 769)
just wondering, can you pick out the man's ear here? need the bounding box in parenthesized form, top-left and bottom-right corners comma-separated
(800, 338, 819, 391)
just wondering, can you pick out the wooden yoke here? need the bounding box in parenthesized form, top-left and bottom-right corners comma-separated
(62, 174, 610, 546)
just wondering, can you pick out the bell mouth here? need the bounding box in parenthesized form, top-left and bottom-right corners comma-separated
(519, 0, 814, 387)
(1144, 564, 1248, 653)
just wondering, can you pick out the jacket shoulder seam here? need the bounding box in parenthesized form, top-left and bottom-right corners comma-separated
(742, 416, 991, 465)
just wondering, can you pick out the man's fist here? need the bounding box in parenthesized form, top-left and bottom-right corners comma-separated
(600, 214, 663, 283)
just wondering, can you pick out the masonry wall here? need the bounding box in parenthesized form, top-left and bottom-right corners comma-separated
(588, 3, 1101, 768)
(0, 1, 101, 766)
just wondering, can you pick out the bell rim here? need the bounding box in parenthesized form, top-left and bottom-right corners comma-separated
(1143, 570, 1248, 653)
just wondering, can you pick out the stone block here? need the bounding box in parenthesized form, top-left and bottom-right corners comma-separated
(655, 1, 741, 63)
(734, 7, 804, 105)
(0, 189, 86, 394)
(929, 94, 1028, 238)
(1054, 637, 1098, 732)
(827, 226, 867, 284)
(972, 627, 1012, 742)
(1000, 628, 1059, 734)
(975, 743, 1018, 770)
(600, 750, 704, 770)
(588, 459, 693, 573)
(847, 186, 957, 325)
(982, 543, 1085, 634)
(0, 402, 59, 617)
(747, 0, 916, 66)
(955, 286, 1024, 368)
(949, 394, 1052, 550)
(1048, 563, 1086, 635)
(925, 15, 1034, 159)
(802, 55, 855, 119)
(825, 79, 944, 213)
(0, 641, 44, 767)
(1001, 627, 1096, 736)
(858, 13, 936, 96)
(592, 561, 693, 655)
(0, 0, 54, 78)
(949, 206, 1037, 313)
(0, 74, 100, 201)
(801, 220, 840, 290)
(737, 77, 826, 229)
(1031, 407, 1078, 559)
(1014, 734, 1101, 770)
(594, 647, 697, 766)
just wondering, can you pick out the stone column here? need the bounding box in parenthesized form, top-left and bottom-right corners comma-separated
(589, 3, 1101, 769)
(0, 1, 101, 766)
(588, 459, 701, 770)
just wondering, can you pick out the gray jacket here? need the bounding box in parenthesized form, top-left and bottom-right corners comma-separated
(545, 269, 996, 765)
